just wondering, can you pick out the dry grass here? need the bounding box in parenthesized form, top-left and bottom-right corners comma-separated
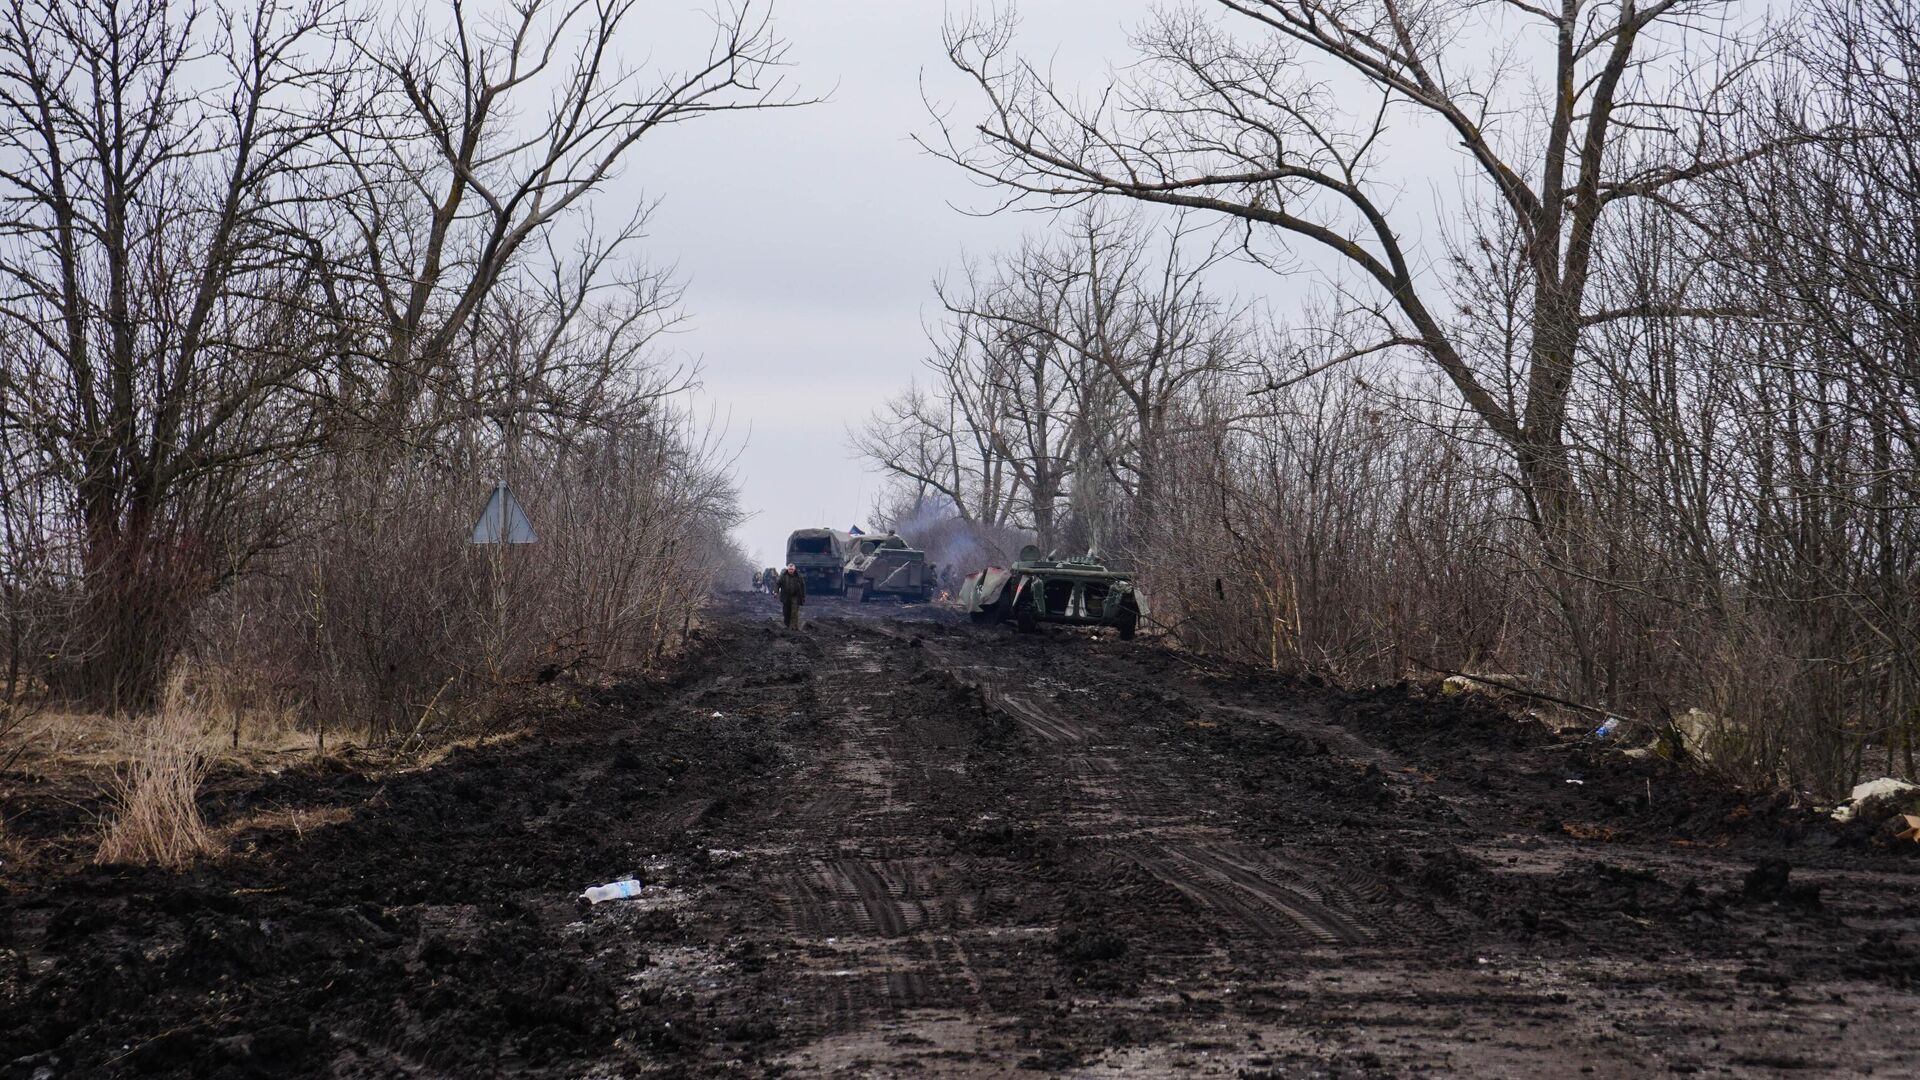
(93, 691, 218, 868)
(191, 671, 329, 757)
(0, 815, 24, 873)
(219, 805, 355, 857)
(8, 708, 135, 769)
(9, 696, 349, 777)
(220, 804, 354, 841)
(410, 727, 533, 769)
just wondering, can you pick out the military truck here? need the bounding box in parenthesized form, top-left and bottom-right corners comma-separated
(842, 533, 936, 603)
(958, 547, 1146, 639)
(785, 528, 854, 595)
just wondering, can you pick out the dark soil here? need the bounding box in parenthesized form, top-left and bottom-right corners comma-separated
(3, 593, 1917, 1078)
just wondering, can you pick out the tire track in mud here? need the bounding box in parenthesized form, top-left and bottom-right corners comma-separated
(866, 623, 1098, 746)
(954, 670, 1093, 744)
(772, 858, 979, 939)
(882, 624, 1406, 953)
(1123, 842, 1374, 946)
(686, 608, 1494, 1070)
(722, 623, 997, 1041)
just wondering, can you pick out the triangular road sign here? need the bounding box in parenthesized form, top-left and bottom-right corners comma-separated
(470, 482, 538, 544)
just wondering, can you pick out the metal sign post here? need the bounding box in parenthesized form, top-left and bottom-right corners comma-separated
(470, 482, 538, 545)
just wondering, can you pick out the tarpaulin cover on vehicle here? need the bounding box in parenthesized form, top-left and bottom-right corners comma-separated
(957, 567, 1015, 611)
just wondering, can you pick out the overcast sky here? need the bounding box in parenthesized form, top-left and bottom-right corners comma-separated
(628, 3, 1161, 566)
(575, 0, 1781, 567)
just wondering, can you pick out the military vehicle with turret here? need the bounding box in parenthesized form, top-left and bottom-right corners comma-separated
(842, 532, 936, 603)
(957, 546, 1146, 639)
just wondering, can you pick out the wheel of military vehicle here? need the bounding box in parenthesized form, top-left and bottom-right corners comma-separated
(1015, 592, 1039, 633)
(1115, 604, 1138, 641)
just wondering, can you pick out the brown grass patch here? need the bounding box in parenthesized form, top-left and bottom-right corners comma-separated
(1561, 821, 1619, 842)
(0, 815, 26, 874)
(220, 805, 354, 848)
(94, 705, 218, 868)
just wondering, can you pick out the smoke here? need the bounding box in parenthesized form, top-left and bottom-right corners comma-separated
(877, 495, 1032, 576)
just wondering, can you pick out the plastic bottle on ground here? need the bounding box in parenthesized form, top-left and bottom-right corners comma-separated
(581, 878, 644, 904)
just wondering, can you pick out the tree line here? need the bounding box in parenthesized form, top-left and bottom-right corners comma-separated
(859, 0, 1920, 796)
(0, 0, 786, 737)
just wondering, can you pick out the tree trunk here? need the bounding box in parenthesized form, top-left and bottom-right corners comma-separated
(63, 497, 198, 709)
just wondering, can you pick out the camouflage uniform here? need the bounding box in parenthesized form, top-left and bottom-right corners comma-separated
(776, 567, 807, 630)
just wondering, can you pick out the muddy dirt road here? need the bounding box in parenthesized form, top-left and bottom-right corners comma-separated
(4, 594, 1919, 1078)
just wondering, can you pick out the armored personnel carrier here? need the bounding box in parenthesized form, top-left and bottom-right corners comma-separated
(958, 546, 1146, 639)
(842, 533, 936, 603)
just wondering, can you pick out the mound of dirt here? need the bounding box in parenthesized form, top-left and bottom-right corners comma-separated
(0, 627, 794, 1079)
(1737, 858, 1824, 911)
(1329, 683, 1559, 754)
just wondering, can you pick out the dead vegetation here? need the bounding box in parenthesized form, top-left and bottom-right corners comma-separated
(220, 806, 357, 856)
(0, 663, 586, 871)
(0, 813, 22, 872)
(0, 0, 773, 768)
(92, 702, 217, 869)
(857, 0, 1920, 800)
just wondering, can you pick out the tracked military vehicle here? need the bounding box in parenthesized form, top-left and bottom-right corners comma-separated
(785, 528, 854, 595)
(842, 533, 936, 603)
(958, 546, 1146, 639)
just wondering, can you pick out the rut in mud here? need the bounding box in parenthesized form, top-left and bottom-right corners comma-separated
(3, 593, 1919, 1078)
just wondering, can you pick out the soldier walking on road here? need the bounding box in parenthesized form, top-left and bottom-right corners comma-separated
(776, 563, 807, 630)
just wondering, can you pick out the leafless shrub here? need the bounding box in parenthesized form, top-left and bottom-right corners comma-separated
(179, 350, 747, 748)
(94, 693, 217, 868)
(877, 0, 1918, 798)
(0, 0, 779, 743)
(1150, 363, 1523, 680)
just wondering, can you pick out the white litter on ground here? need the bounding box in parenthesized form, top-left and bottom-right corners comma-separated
(1829, 777, 1919, 822)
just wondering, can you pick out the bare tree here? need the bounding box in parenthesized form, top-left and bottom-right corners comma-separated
(931, 1, 1791, 584)
(1670, 0, 1920, 783)
(922, 209, 1251, 558)
(862, 0, 1920, 797)
(0, 0, 355, 704)
(339, 0, 798, 443)
(925, 244, 1082, 548)
(853, 380, 1018, 533)
(0, 0, 798, 714)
